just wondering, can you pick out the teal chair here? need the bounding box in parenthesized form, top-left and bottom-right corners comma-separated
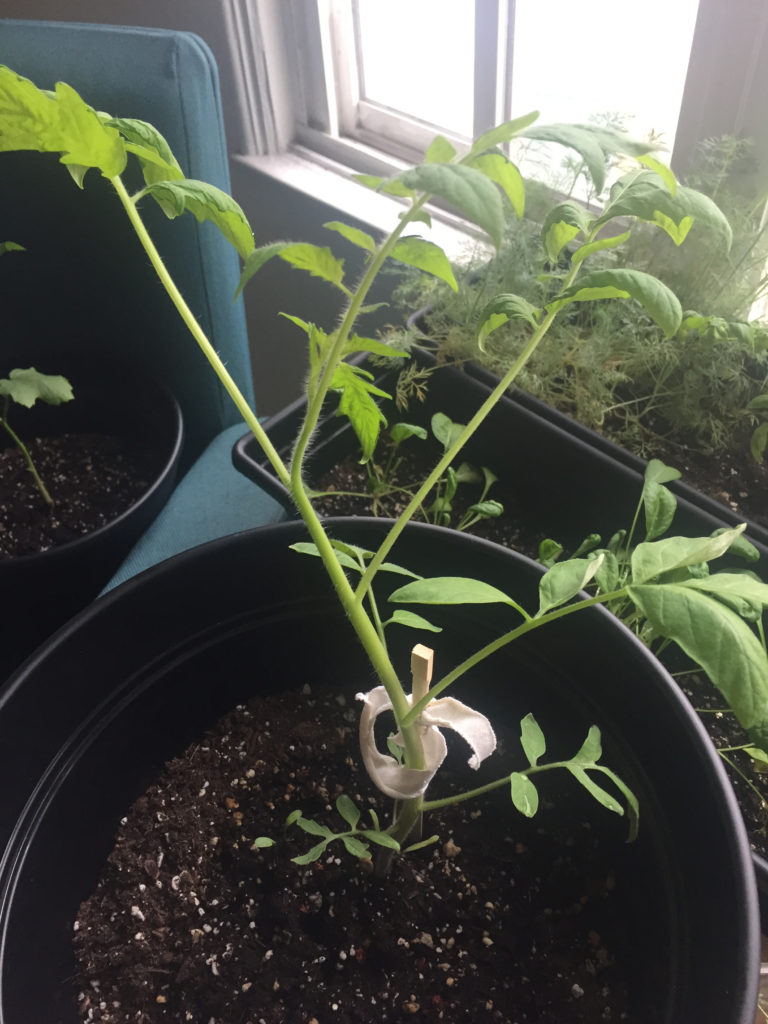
(0, 20, 289, 586)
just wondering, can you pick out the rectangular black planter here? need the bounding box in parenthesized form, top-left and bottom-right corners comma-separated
(234, 352, 768, 561)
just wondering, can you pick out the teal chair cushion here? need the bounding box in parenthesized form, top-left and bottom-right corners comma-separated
(105, 423, 288, 590)
(0, 19, 255, 468)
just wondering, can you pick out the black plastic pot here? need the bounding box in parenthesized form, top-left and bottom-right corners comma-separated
(0, 519, 758, 1022)
(0, 352, 183, 681)
(233, 353, 768, 926)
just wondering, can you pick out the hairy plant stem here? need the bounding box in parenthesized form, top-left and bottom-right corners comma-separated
(1, 404, 54, 506)
(109, 174, 428, 774)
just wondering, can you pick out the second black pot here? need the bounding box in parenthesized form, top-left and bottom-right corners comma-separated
(0, 352, 183, 681)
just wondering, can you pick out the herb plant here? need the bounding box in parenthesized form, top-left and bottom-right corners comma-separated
(5, 66, 768, 868)
(0, 366, 74, 507)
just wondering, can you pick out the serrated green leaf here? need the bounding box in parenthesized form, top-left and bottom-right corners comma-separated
(537, 554, 605, 616)
(330, 363, 390, 462)
(467, 111, 540, 157)
(477, 293, 541, 350)
(425, 135, 457, 163)
(597, 170, 732, 250)
(631, 526, 746, 584)
(323, 220, 376, 253)
(0, 69, 126, 178)
(384, 609, 443, 633)
(396, 164, 505, 249)
(107, 116, 183, 185)
(0, 367, 74, 408)
(520, 713, 546, 767)
(391, 237, 458, 291)
(541, 201, 592, 262)
(525, 123, 653, 193)
(343, 334, 410, 359)
(336, 794, 360, 829)
(469, 154, 525, 218)
(0, 241, 24, 255)
(628, 582, 768, 747)
(389, 576, 517, 606)
(547, 269, 683, 339)
(571, 230, 631, 267)
(510, 772, 539, 817)
(142, 178, 254, 259)
(279, 243, 348, 292)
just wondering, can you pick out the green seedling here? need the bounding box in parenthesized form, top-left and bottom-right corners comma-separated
(0, 367, 74, 507)
(5, 66, 767, 873)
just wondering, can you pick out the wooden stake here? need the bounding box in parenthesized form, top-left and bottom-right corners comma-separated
(411, 644, 434, 704)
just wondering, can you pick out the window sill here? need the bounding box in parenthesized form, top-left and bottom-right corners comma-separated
(232, 148, 489, 262)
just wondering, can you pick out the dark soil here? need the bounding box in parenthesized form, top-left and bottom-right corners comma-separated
(74, 688, 637, 1024)
(0, 433, 153, 558)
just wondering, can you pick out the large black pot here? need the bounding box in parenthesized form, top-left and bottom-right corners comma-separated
(0, 519, 758, 1022)
(234, 353, 768, 910)
(0, 352, 183, 681)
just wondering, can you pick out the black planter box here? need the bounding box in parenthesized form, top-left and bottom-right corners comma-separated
(232, 352, 768, 916)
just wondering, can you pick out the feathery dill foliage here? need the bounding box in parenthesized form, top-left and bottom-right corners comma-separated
(393, 134, 768, 461)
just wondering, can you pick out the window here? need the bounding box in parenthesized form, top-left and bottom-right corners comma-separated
(236, 0, 768, 215)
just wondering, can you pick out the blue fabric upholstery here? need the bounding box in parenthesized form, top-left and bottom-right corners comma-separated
(1, 20, 289, 585)
(105, 423, 288, 589)
(0, 19, 255, 467)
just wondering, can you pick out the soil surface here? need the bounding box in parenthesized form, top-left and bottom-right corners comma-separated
(0, 433, 153, 558)
(74, 688, 638, 1024)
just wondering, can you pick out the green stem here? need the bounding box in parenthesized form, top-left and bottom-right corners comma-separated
(354, 248, 590, 606)
(1, 413, 54, 506)
(109, 175, 426, 774)
(402, 587, 628, 726)
(422, 759, 574, 812)
(110, 176, 292, 492)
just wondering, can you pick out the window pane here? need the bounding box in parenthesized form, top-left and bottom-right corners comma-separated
(355, 0, 475, 137)
(510, 0, 700, 190)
